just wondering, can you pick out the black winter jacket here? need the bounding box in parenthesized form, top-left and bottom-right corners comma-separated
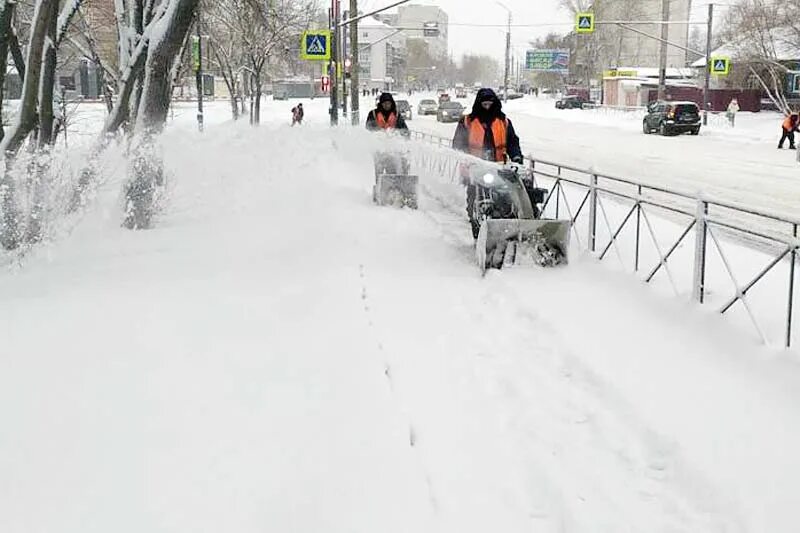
(452, 88, 522, 162)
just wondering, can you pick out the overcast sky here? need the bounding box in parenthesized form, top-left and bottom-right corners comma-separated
(355, 0, 571, 62)
(356, 0, 739, 64)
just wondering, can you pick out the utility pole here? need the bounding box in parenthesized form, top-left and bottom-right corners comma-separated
(195, 19, 204, 132)
(495, 1, 511, 100)
(657, 0, 670, 100)
(703, 3, 714, 125)
(329, 1, 339, 125)
(504, 12, 511, 100)
(350, 0, 360, 125)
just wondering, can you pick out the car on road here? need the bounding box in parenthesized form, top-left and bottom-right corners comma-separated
(418, 99, 438, 115)
(436, 101, 465, 123)
(396, 99, 412, 121)
(455, 84, 467, 98)
(643, 101, 701, 136)
(555, 95, 591, 109)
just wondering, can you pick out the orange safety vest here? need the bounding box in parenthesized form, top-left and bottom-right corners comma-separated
(465, 117, 508, 162)
(376, 112, 398, 129)
(783, 115, 798, 130)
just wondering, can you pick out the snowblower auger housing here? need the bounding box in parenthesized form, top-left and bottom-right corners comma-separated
(372, 151, 418, 209)
(468, 162, 571, 272)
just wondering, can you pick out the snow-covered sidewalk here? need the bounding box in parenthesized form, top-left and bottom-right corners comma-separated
(1, 114, 799, 532)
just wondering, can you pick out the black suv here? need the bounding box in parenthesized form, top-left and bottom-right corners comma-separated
(643, 101, 701, 136)
(555, 95, 590, 109)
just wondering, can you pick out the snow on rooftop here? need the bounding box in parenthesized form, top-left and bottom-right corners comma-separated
(360, 16, 396, 30)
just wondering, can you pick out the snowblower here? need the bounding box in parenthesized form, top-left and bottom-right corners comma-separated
(372, 151, 418, 209)
(468, 162, 571, 271)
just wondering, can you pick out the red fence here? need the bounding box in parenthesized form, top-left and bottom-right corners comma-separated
(647, 87, 762, 112)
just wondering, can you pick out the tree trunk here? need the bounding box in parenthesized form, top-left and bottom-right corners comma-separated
(27, 0, 60, 244)
(129, 72, 145, 129)
(39, 0, 60, 147)
(103, 45, 148, 135)
(125, 0, 199, 230)
(9, 29, 26, 82)
(1, 0, 56, 250)
(2, 0, 56, 156)
(136, 0, 199, 133)
(213, 45, 238, 120)
(251, 64, 262, 126)
(0, 1, 17, 144)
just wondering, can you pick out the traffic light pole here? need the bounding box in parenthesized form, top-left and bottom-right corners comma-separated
(341, 2, 348, 119)
(329, 2, 339, 125)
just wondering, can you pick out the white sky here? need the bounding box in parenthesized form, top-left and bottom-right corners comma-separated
(355, 0, 739, 64)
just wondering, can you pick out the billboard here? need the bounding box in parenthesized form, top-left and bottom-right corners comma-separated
(525, 49, 570, 73)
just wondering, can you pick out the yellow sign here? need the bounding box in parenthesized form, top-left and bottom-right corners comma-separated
(300, 30, 331, 61)
(710, 57, 731, 76)
(576, 13, 594, 34)
(603, 69, 637, 78)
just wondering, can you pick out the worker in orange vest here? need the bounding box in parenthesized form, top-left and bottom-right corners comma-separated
(452, 88, 523, 238)
(778, 112, 799, 149)
(366, 92, 409, 135)
(452, 88, 522, 163)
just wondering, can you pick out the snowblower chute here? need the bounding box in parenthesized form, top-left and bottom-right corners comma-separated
(468, 163, 571, 271)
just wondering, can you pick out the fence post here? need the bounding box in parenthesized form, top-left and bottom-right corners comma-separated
(787, 224, 797, 348)
(692, 198, 709, 303)
(555, 166, 562, 218)
(588, 174, 598, 252)
(634, 185, 642, 272)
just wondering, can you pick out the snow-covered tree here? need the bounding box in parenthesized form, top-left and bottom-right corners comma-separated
(720, 0, 799, 114)
(206, 0, 315, 125)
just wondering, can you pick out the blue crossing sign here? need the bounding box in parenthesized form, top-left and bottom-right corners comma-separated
(711, 57, 730, 76)
(576, 13, 594, 33)
(301, 30, 331, 61)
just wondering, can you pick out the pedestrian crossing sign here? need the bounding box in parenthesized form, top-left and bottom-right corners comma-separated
(576, 13, 594, 33)
(301, 30, 331, 61)
(711, 57, 730, 76)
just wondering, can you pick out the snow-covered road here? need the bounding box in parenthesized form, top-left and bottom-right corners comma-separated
(405, 94, 800, 218)
(2, 101, 800, 532)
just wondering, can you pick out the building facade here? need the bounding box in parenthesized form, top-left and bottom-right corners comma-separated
(357, 17, 408, 91)
(395, 4, 448, 60)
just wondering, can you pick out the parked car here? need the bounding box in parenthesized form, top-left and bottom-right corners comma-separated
(418, 99, 438, 115)
(555, 95, 591, 109)
(437, 101, 465, 123)
(396, 99, 412, 121)
(643, 101, 701, 136)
